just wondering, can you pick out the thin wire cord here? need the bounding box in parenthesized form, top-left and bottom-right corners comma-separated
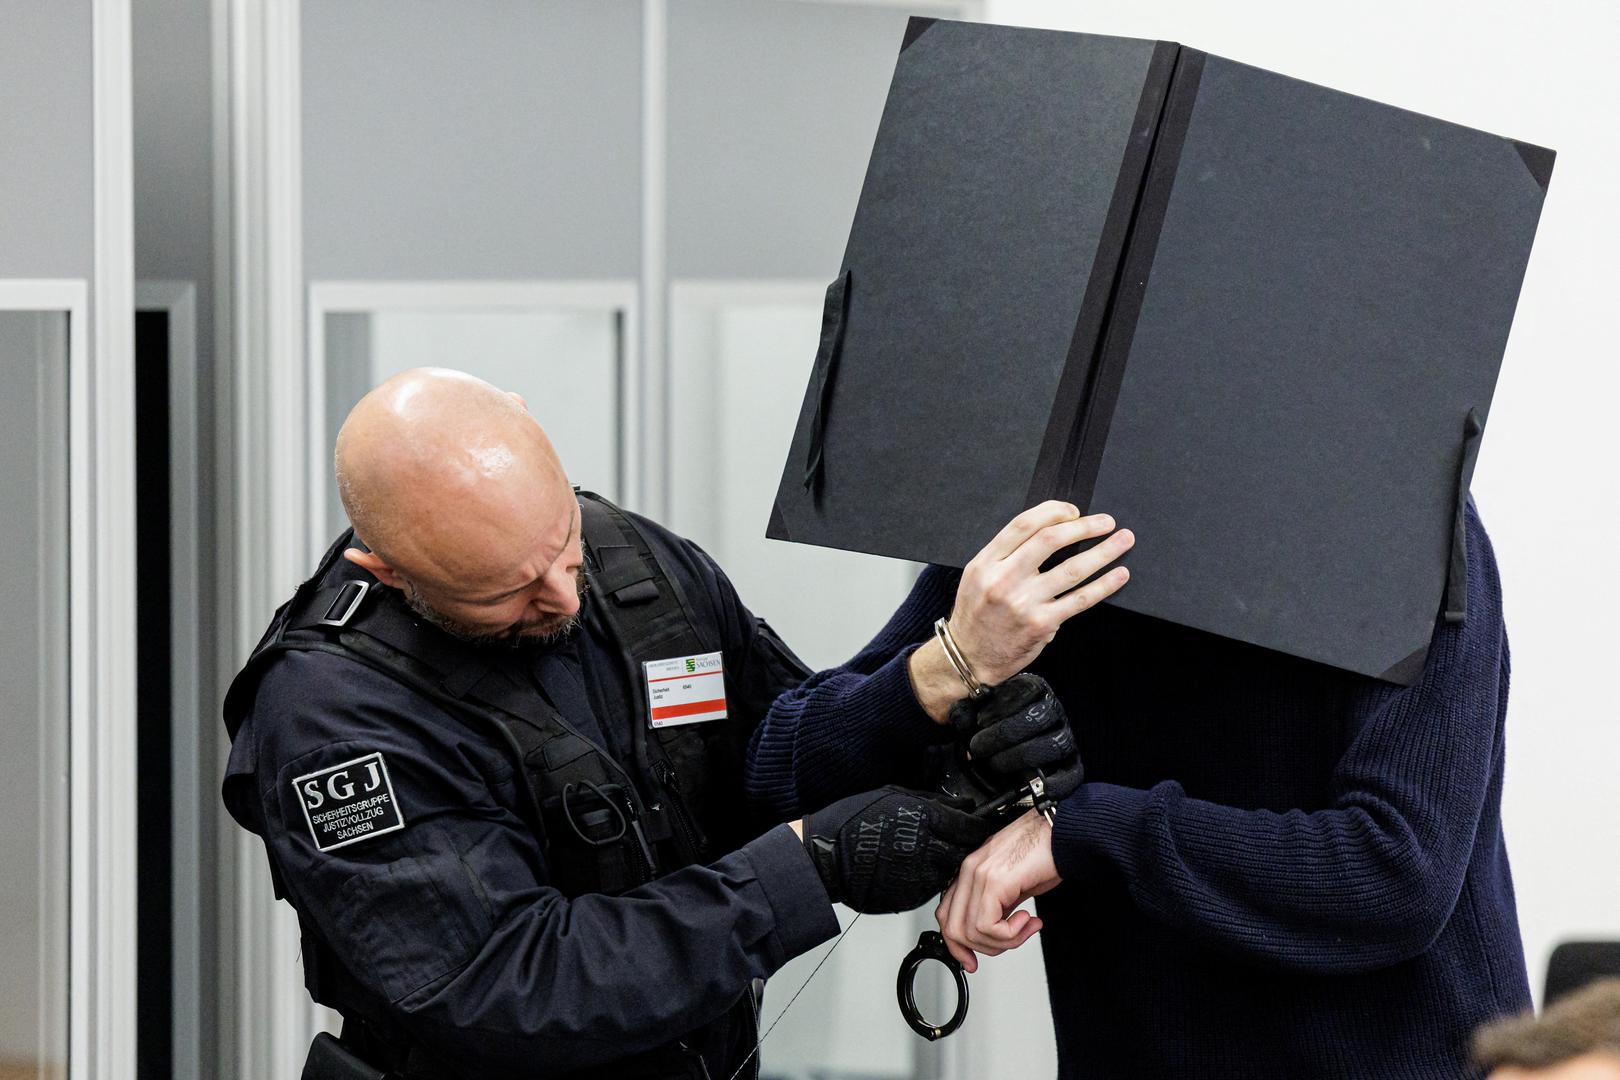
(724, 912, 864, 1080)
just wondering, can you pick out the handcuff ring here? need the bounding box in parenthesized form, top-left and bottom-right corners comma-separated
(896, 930, 970, 1041)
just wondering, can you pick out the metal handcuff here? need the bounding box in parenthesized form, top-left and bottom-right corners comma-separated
(898, 618, 1066, 1039)
(895, 769, 1059, 1041)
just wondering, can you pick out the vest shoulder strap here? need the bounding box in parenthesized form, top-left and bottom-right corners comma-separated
(576, 489, 715, 660)
(222, 528, 364, 740)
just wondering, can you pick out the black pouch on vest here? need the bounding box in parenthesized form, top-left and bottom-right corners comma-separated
(301, 1032, 389, 1080)
(538, 782, 651, 896)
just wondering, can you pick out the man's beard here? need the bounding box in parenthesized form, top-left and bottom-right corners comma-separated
(405, 568, 590, 648)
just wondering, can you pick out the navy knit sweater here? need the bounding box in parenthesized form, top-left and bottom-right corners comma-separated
(746, 502, 1529, 1078)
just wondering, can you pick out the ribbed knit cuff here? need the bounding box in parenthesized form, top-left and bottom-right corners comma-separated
(881, 641, 961, 745)
(1051, 782, 1154, 884)
(786, 643, 955, 797)
(742, 824, 842, 965)
(837, 642, 959, 759)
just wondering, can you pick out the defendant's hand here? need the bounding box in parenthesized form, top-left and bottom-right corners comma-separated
(911, 501, 1132, 722)
(953, 502, 1133, 686)
(935, 809, 1061, 971)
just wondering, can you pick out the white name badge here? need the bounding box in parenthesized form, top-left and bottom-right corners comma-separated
(643, 651, 727, 728)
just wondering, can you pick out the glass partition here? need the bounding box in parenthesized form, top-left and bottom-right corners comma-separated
(320, 301, 626, 541)
(0, 309, 71, 1080)
(670, 284, 1057, 1080)
(670, 287, 953, 1080)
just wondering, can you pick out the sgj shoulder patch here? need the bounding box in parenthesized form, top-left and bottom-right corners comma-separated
(292, 751, 406, 852)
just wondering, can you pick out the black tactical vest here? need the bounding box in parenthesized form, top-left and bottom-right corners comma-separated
(224, 491, 759, 1079)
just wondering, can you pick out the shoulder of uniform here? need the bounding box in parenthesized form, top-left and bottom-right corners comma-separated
(582, 495, 684, 551)
(585, 497, 728, 593)
(249, 647, 468, 762)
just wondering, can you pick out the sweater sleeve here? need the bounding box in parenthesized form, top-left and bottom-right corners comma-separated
(1052, 513, 1509, 975)
(744, 566, 961, 819)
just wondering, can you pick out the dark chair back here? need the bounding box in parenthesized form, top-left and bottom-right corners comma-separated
(1546, 941, 1620, 1006)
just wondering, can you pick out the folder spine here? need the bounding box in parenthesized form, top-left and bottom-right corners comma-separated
(1064, 47, 1207, 514)
(1027, 40, 1181, 508)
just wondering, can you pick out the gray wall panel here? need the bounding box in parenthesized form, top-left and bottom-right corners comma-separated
(667, 0, 963, 279)
(301, 0, 643, 280)
(0, 0, 95, 280)
(131, 1, 223, 1074)
(134, 0, 214, 302)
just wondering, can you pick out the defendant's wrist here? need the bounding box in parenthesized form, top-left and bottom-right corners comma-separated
(907, 638, 971, 724)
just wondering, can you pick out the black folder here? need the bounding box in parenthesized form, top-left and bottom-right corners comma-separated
(768, 18, 1553, 683)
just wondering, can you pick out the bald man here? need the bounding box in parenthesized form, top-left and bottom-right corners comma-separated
(221, 369, 1117, 1080)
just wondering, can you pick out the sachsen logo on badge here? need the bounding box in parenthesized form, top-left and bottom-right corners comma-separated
(643, 651, 727, 728)
(292, 751, 406, 852)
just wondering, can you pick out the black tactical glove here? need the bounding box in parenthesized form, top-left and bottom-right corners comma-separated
(948, 674, 1083, 805)
(802, 786, 995, 914)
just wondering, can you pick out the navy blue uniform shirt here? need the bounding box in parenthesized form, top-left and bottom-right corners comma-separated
(224, 509, 841, 1077)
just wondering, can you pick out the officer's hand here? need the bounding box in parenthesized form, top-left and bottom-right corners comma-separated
(949, 674, 1082, 804)
(948, 502, 1132, 687)
(802, 786, 994, 915)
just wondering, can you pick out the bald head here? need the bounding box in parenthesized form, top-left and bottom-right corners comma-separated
(336, 368, 585, 642)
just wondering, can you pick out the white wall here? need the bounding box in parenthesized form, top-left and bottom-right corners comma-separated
(988, 0, 1620, 1006)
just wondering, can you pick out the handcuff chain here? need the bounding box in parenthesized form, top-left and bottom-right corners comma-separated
(723, 912, 864, 1080)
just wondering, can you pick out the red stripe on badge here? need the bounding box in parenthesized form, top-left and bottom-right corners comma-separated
(647, 670, 723, 684)
(650, 697, 727, 721)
